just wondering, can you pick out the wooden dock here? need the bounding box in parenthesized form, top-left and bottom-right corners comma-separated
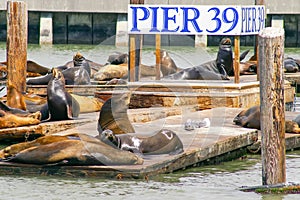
(0, 107, 299, 179)
(25, 75, 295, 109)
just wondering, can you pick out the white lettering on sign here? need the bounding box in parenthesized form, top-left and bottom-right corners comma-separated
(128, 5, 265, 35)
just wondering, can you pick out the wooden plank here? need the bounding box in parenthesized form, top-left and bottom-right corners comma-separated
(6, 1, 27, 109)
(259, 27, 286, 185)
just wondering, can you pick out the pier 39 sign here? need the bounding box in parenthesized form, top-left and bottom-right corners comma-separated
(128, 5, 265, 35)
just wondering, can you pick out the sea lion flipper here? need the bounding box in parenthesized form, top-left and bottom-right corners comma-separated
(66, 104, 74, 120)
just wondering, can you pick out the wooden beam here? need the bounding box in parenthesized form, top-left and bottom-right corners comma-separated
(155, 34, 161, 80)
(6, 1, 27, 109)
(259, 27, 286, 185)
(234, 36, 240, 84)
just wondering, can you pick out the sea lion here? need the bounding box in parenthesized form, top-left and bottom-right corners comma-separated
(97, 92, 135, 134)
(284, 57, 299, 73)
(70, 94, 104, 113)
(107, 52, 128, 65)
(1, 60, 50, 77)
(27, 66, 90, 85)
(46, 68, 80, 121)
(0, 109, 40, 129)
(233, 105, 300, 133)
(159, 50, 182, 77)
(162, 64, 230, 80)
(6, 84, 27, 111)
(0, 133, 143, 165)
(0, 100, 41, 128)
(233, 105, 260, 129)
(98, 129, 184, 155)
(93, 63, 128, 81)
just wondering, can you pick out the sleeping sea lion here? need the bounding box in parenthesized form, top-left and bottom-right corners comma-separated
(93, 63, 128, 81)
(107, 52, 128, 65)
(46, 68, 80, 121)
(70, 94, 104, 113)
(284, 57, 300, 73)
(233, 105, 300, 133)
(98, 129, 184, 155)
(0, 100, 41, 128)
(0, 133, 143, 165)
(97, 92, 135, 134)
(162, 64, 229, 80)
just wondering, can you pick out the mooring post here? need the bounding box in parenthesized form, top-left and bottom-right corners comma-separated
(128, 0, 144, 82)
(6, 1, 27, 109)
(255, 0, 265, 81)
(258, 27, 286, 185)
(155, 34, 161, 80)
(234, 36, 240, 84)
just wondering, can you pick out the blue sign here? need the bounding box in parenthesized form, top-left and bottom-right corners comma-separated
(128, 5, 265, 35)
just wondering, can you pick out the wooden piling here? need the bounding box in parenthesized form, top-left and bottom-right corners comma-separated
(6, 1, 27, 109)
(155, 34, 161, 80)
(258, 27, 286, 185)
(234, 36, 240, 84)
(128, 0, 144, 82)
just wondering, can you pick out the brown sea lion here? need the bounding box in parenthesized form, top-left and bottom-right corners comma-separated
(0, 133, 143, 165)
(98, 129, 184, 155)
(1, 60, 50, 77)
(6, 84, 27, 111)
(46, 68, 80, 121)
(233, 105, 300, 133)
(0, 109, 40, 129)
(159, 50, 182, 77)
(93, 63, 128, 81)
(0, 100, 41, 128)
(70, 94, 104, 113)
(97, 92, 135, 134)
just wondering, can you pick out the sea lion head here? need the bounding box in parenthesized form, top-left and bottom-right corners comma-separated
(51, 68, 65, 85)
(73, 52, 85, 66)
(99, 129, 120, 148)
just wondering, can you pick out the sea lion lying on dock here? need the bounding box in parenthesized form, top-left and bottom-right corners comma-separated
(0, 100, 41, 128)
(233, 105, 300, 133)
(0, 60, 50, 78)
(284, 57, 300, 73)
(98, 129, 184, 155)
(27, 52, 91, 85)
(162, 64, 230, 80)
(97, 92, 135, 134)
(0, 133, 143, 165)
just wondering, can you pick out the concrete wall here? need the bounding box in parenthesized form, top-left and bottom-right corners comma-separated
(1, 0, 300, 14)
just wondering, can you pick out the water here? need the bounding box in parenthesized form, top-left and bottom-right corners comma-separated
(0, 42, 300, 200)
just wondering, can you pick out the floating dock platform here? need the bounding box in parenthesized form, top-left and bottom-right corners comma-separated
(0, 107, 299, 179)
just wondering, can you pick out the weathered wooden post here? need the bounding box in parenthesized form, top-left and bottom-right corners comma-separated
(258, 27, 286, 185)
(234, 36, 240, 84)
(155, 34, 161, 80)
(128, 0, 144, 82)
(6, 1, 27, 109)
